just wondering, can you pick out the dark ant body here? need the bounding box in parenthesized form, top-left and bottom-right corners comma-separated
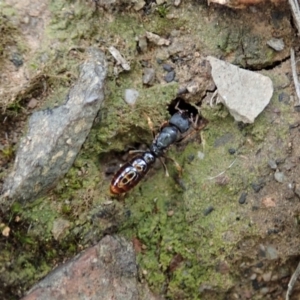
(110, 103, 207, 195)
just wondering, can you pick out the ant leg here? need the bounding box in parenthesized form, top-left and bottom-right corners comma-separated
(174, 100, 182, 112)
(165, 156, 183, 177)
(129, 150, 145, 155)
(159, 157, 169, 177)
(144, 113, 156, 139)
(174, 100, 186, 114)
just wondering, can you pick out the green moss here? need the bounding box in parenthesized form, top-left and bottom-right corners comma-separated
(85, 82, 178, 154)
(0, 1, 296, 299)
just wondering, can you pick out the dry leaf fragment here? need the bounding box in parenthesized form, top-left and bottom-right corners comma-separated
(262, 196, 276, 208)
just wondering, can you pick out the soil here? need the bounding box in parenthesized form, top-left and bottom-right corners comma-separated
(1, 0, 300, 299)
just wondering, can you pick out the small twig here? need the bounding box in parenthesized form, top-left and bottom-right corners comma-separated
(286, 260, 300, 300)
(206, 158, 237, 180)
(290, 48, 300, 105)
(289, 0, 300, 34)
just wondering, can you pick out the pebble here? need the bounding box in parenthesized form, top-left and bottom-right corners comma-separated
(278, 92, 290, 104)
(133, 0, 145, 11)
(203, 206, 214, 216)
(260, 287, 269, 295)
(167, 210, 174, 217)
(27, 98, 38, 109)
(10, 52, 23, 67)
(186, 81, 199, 94)
(138, 36, 147, 53)
(265, 245, 278, 260)
(164, 70, 175, 82)
(2, 226, 10, 237)
(124, 89, 139, 106)
(197, 151, 205, 160)
(267, 38, 285, 51)
(274, 170, 285, 183)
(251, 182, 264, 193)
(162, 64, 173, 72)
(228, 148, 236, 155)
(250, 273, 257, 280)
(142, 68, 155, 85)
(262, 271, 272, 282)
(267, 159, 277, 170)
(238, 192, 247, 204)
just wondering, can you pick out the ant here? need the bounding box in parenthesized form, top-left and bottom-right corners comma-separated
(110, 100, 207, 195)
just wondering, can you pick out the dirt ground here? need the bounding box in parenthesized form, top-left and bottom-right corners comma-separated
(1, 0, 300, 299)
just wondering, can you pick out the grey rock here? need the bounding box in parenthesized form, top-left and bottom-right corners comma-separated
(162, 64, 173, 72)
(238, 192, 247, 204)
(267, 38, 285, 52)
(186, 81, 199, 94)
(265, 245, 278, 260)
(278, 92, 290, 104)
(27, 98, 38, 109)
(251, 182, 264, 193)
(124, 89, 139, 106)
(10, 52, 23, 67)
(268, 159, 277, 170)
(133, 0, 145, 11)
(142, 68, 155, 85)
(138, 36, 148, 53)
(207, 56, 273, 123)
(274, 171, 285, 183)
(164, 70, 175, 82)
(1, 48, 107, 204)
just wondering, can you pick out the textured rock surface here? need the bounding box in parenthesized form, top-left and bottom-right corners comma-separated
(207, 56, 273, 123)
(22, 236, 139, 300)
(1, 48, 107, 204)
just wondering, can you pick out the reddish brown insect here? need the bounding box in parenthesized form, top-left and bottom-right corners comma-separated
(110, 101, 207, 195)
(110, 152, 155, 194)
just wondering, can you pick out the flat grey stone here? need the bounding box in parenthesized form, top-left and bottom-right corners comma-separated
(1, 48, 107, 204)
(207, 56, 273, 123)
(267, 38, 285, 52)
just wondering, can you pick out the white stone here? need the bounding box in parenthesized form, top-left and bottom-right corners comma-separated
(124, 89, 139, 106)
(207, 56, 273, 124)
